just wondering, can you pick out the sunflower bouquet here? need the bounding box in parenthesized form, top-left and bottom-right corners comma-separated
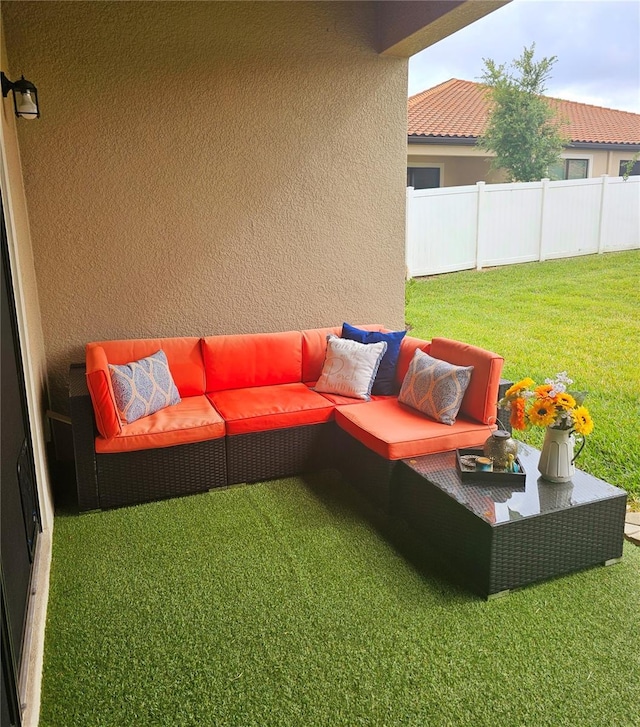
(499, 371, 594, 436)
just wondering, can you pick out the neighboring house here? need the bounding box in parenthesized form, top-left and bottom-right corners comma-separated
(407, 78, 640, 188)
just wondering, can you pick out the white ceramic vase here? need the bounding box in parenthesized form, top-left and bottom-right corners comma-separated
(537, 427, 577, 483)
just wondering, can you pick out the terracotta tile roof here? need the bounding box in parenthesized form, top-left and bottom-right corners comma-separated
(408, 79, 640, 145)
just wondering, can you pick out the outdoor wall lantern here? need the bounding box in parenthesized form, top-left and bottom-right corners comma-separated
(1, 72, 40, 119)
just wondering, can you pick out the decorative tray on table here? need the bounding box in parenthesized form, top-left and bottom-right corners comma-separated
(455, 447, 526, 484)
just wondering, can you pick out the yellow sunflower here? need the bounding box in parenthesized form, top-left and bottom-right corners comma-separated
(555, 392, 576, 409)
(573, 406, 594, 436)
(505, 377, 535, 398)
(528, 399, 558, 427)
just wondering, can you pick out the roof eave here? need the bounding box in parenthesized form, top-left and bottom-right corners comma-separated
(567, 141, 640, 151)
(408, 136, 640, 151)
(408, 135, 479, 146)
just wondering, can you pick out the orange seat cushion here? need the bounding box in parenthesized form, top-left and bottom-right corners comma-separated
(203, 331, 302, 392)
(335, 398, 494, 460)
(429, 338, 503, 425)
(208, 383, 335, 435)
(95, 395, 225, 454)
(305, 382, 393, 407)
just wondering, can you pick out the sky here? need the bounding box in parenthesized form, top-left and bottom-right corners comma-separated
(408, 0, 640, 113)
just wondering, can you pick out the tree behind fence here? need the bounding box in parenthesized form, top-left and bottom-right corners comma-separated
(405, 175, 640, 278)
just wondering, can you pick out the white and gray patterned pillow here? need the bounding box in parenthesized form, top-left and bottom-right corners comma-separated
(314, 335, 387, 401)
(109, 349, 181, 424)
(398, 349, 473, 425)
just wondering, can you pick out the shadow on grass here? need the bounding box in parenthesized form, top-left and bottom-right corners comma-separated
(299, 468, 478, 603)
(50, 453, 481, 604)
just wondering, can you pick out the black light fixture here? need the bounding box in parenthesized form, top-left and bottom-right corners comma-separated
(1, 72, 40, 119)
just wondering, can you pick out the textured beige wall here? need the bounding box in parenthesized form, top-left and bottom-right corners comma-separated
(408, 145, 638, 184)
(3, 1, 408, 414)
(445, 157, 503, 185)
(593, 149, 638, 177)
(407, 152, 501, 186)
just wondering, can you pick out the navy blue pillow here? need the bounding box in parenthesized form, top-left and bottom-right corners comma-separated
(341, 323, 407, 396)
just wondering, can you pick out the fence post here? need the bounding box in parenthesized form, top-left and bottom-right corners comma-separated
(538, 178, 549, 262)
(475, 181, 485, 270)
(597, 174, 609, 254)
(405, 186, 414, 279)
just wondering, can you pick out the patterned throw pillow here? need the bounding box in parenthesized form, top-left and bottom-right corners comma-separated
(341, 322, 407, 396)
(108, 350, 181, 424)
(314, 335, 387, 401)
(398, 349, 473, 425)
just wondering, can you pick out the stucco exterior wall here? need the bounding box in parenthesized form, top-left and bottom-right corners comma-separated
(593, 149, 640, 177)
(408, 143, 638, 186)
(3, 1, 408, 414)
(407, 152, 501, 186)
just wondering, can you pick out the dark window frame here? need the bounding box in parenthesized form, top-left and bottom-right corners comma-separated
(549, 158, 589, 181)
(619, 160, 640, 177)
(407, 166, 441, 189)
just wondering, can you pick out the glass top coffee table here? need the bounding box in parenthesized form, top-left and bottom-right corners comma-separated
(395, 444, 627, 598)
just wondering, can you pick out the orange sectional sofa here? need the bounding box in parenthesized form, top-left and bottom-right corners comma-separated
(69, 325, 506, 511)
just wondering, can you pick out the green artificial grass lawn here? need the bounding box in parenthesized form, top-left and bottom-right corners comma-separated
(405, 250, 640, 504)
(42, 473, 640, 727)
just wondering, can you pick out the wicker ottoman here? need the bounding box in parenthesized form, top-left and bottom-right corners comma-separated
(395, 444, 627, 598)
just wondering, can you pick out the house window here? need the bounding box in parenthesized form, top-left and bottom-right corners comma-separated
(548, 159, 589, 181)
(619, 160, 640, 177)
(407, 167, 441, 189)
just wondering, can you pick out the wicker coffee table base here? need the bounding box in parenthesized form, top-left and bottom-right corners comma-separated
(395, 448, 627, 598)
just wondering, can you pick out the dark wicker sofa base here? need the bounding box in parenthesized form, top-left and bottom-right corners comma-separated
(96, 439, 227, 510)
(70, 364, 227, 510)
(71, 362, 512, 513)
(71, 364, 339, 510)
(335, 428, 399, 513)
(226, 422, 338, 485)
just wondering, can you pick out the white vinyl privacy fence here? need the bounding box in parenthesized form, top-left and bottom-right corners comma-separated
(405, 175, 640, 278)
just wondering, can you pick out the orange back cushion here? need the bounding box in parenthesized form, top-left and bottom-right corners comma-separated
(429, 337, 503, 424)
(202, 330, 303, 392)
(301, 327, 341, 382)
(96, 337, 206, 397)
(395, 336, 431, 385)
